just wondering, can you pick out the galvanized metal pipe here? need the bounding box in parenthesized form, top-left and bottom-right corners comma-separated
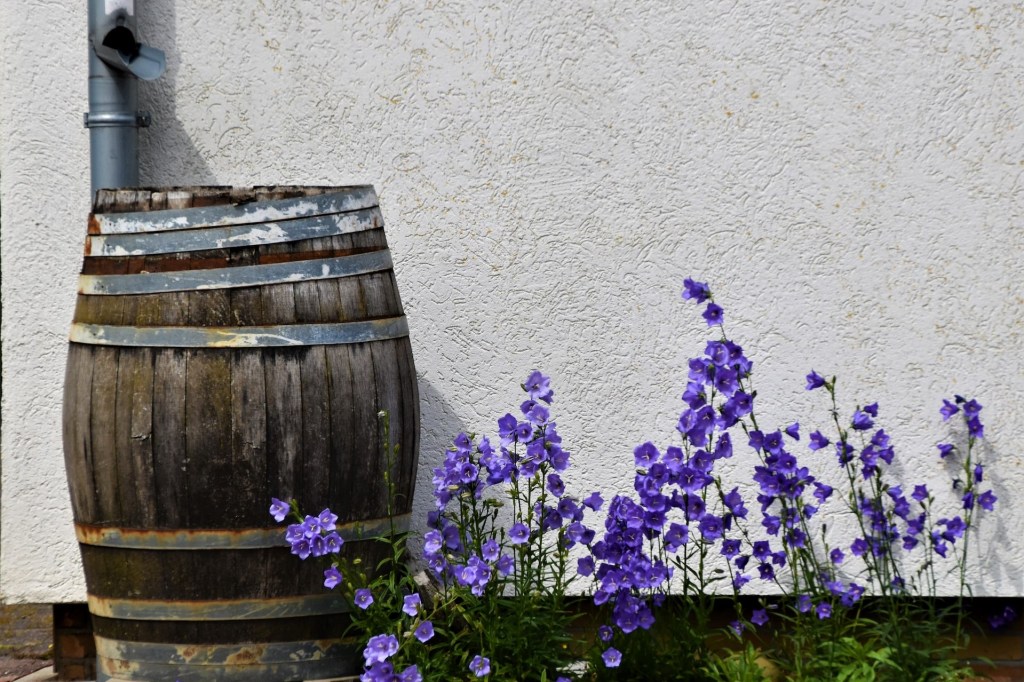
(85, 0, 164, 199)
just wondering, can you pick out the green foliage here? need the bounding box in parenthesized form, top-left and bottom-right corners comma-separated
(754, 598, 978, 682)
(587, 597, 721, 682)
(703, 643, 773, 682)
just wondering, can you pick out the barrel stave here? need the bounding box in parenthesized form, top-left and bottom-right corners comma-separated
(229, 350, 268, 525)
(63, 344, 98, 521)
(184, 348, 234, 528)
(151, 349, 188, 527)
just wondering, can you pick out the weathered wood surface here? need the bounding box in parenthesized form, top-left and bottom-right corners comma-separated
(62, 187, 419, 679)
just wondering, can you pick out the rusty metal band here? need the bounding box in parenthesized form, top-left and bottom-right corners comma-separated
(79, 249, 393, 295)
(93, 186, 378, 234)
(97, 651, 358, 682)
(69, 316, 409, 348)
(87, 593, 349, 621)
(75, 513, 411, 550)
(87, 207, 384, 256)
(94, 634, 357, 666)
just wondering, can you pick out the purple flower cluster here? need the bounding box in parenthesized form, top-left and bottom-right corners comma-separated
(989, 605, 1017, 631)
(359, 633, 422, 682)
(581, 277, 1004, 664)
(422, 371, 597, 595)
(273, 277, 1004, 677)
(358, 588, 436, 680)
(269, 500, 346, 588)
(937, 396, 997, 513)
(585, 282, 770, 651)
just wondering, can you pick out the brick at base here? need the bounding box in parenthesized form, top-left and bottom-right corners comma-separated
(52, 605, 94, 682)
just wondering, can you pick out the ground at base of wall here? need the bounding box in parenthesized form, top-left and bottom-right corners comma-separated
(0, 660, 49, 682)
(0, 604, 51, 682)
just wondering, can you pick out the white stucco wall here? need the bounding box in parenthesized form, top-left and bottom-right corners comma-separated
(2, 0, 1022, 602)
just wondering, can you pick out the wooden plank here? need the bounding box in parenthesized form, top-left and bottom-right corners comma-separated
(358, 272, 394, 319)
(344, 343, 381, 520)
(300, 346, 330, 510)
(113, 349, 140, 524)
(90, 346, 122, 523)
(79, 546, 332, 600)
(184, 349, 233, 527)
(152, 349, 188, 527)
(395, 338, 421, 515)
(324, 345, 355, 521)
(230, 286, 264, 326)
(128, 348, 157, 527)
(312, 236, 348, 325)
(314, 279, 343, 324)
(293, 280, 323, 325)
(187, 290, 233, 328)
(120, 194, 153, 327)
(294, 281, 330, 509)
(370, 340, 402, 516)
(230, 350, 268, 527)
(334, 268, 366, 324)
(62, 344, 97, 522)
(135, 191, 193, 328)
(150, 192, 169, 211)
(147, 188, 191, 526)
(264, 349, 304, 512)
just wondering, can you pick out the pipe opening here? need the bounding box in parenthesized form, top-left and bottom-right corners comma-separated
(102, 26, 140, 63)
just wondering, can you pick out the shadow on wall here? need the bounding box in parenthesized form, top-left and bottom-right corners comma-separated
(411, 379, 468, 525)
(136, 2, 217, 186)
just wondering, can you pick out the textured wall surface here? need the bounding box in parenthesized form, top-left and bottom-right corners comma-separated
(2, 0, 1022, 602)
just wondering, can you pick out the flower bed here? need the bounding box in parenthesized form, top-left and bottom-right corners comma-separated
(273, 278, 1009, 682)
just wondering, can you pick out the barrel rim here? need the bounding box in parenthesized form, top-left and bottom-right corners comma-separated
(87, 593, 350, 620)
(68, 317, 410, 348)
(91, 187, 379, 235)
(93, 634, 357, 665)
(78, 250, 394, 295)
(86, 206, 384, 257)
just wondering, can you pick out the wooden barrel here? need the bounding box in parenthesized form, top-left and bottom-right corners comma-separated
(61, 186, 420, 681)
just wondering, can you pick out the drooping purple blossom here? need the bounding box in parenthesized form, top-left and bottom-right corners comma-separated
(851, 410, 874, 431)
(324, 566, 342, 589)
(402, 594, 421, 617)
(681, 278, 711, 303)
(805, 370, 826, 391)
(523, 370, 554, 403)
(269, 498, 290, 522)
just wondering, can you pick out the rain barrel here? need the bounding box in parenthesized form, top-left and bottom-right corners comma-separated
(62, 186, 420, 681)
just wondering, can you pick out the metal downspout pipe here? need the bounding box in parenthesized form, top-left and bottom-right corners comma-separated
(85, 0, 165, 199)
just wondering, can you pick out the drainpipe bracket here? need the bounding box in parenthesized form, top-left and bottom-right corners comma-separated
(84, 111, 152, 128)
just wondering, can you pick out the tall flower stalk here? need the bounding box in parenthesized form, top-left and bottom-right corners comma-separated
(582, 278, 1001, 680)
